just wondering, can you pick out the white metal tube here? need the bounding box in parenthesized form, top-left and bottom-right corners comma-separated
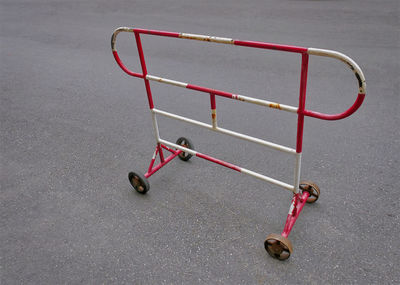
(240, 168, 295, 192)
(150, 111, 161, 143)
(307, 48, 366, 94)
(293, 153, 302, 194)
(146, 75, 188, 88)
(152, 108, 296, 154)
(232, 94, 298, 113)
(179, 33, 234, 44)
(153, 108, 211, 129)
(211, 109, 218, 129)
(215, 127, 296, 154)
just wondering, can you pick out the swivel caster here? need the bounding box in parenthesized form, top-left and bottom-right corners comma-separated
(264, 233, 293, 261)
(128, 171, 150, 194)
(299, 180, 320, 203)
(176, 137, 194, 161)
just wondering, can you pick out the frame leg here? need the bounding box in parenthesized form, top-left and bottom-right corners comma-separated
(145, 144, 182, 178)
(281, 191, 310, 238)
(264, 191, 310, 260)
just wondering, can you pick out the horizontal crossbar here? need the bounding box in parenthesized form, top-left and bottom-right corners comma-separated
(152, 108, 296, 154)
(146, 75, 298, 113)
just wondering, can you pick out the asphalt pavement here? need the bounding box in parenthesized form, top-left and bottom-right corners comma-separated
(1, 0, 399, 284)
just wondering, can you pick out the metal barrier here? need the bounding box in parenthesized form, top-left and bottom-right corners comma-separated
(111, 27, 366, 260)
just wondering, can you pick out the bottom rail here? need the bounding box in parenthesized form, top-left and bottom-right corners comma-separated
(159, 139, 295, 192)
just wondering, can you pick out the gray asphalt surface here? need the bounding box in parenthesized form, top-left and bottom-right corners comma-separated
(1, 0, 399, 284)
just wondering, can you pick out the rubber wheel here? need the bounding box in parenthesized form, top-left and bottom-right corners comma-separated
(128, 171, 150, 194)
(299, 180, 320, 203)
(176, 137, 194, 161)
(264, 233, 293, 261)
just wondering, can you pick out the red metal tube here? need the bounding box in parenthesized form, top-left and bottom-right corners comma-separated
(145, 151, 181, 178)
(112, 51, 144, 78)
(133, 28, 180, 38)
(210, 93, 216, 109)
(296, 53, 309, 153)
(196, 153, 241, 172)
(157, 143, 165, 163)
(234, 40, 307, 54)
(134, 32, 154, 109)
(147, 147, 159, 174)
(281, 191, 310, 238)
(303, 93, 365, 120)
(186, 84, 234, 99)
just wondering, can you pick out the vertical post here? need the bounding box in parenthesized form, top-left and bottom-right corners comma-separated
(210, 93, 217, 129)
(134, 32, 154, 110)
(293, 153, 302, 194)
(294, 53, 309, 194)
(135, 31, 164, 161)
(158, 143, 165, 162)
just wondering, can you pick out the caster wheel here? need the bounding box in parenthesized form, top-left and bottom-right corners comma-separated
(128, 171, 149, 194)
(264, 233, 293, 261)
(299, 180, 320, 203)
(176, 137, 194, 161)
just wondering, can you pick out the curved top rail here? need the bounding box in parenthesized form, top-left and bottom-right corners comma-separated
(303, 48, 366, 120)
(111, 27, 366, 121)
(111, 27, 143, 78)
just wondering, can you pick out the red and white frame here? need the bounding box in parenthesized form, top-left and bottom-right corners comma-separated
(111, 27, 366, 257)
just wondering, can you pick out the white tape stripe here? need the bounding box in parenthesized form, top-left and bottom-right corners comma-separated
(180, 33, 234, 44)
(146, 75, 188, 88)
